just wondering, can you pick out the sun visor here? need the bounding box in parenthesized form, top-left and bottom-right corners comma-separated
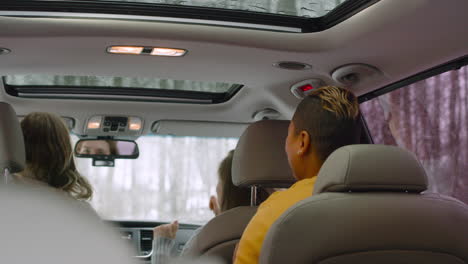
(18, 116, 75, 130)
(152, 120, 248, 138)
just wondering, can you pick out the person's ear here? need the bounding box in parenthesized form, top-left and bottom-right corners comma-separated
(209, 195, 221, 216)
(297, 130, 311, 156)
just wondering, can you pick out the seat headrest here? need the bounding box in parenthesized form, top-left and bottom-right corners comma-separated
(0, 102, 25, 173)
(232, 120, 295, 188)
(314, 145, 428, 194)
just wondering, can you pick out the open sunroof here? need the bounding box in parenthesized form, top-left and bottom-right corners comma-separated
(3, 75, 242, 104)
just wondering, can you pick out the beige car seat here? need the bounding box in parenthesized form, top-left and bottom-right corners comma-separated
(260, 145, 468, 264)
(182, 120, 295, 263)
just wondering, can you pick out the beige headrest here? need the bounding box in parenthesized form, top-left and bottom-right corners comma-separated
(183, 206, 257, 261)
(232, 120, 295, 188)
(0, 183, 137, 264)
(0, 102, 25, 173)
(314, 145, 428, 194)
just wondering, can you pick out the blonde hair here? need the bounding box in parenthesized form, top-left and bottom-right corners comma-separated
(292, 86, 361, 162)
(313, 86, 360, 119)
(20, 112, 93, 200)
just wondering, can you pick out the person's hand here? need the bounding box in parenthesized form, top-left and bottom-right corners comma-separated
(209, 195, 221, 216)
(153, 221, 179, 239)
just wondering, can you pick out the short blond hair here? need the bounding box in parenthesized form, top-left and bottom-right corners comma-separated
(313, 86, 360, 119)
(292, 86, 361, 162)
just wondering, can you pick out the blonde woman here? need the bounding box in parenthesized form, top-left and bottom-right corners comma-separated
(16, 112, 93, 201)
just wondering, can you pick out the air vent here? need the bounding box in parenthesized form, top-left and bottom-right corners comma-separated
(0, 48, 10, 55)
(274, 61, 311, 70)
(140, 229, 153, 254)
(331, 63, 382, 88)
(252, 108, 281, 121)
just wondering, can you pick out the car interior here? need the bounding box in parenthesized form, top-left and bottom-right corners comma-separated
(0, 0, 467, 263)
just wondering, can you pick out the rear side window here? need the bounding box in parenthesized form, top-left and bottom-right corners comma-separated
(361, 65, 468, 204)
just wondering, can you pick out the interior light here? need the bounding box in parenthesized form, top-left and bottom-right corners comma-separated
(107, 46, 144, 55)
(300, 84, 314, 92)
(87, 116, 102, 130)
(88, 122, 101, 129)
(128, 117, 142, 131)
(151, 47, 186, 57)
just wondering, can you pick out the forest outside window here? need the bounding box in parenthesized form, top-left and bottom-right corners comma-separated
(360, 65, 468, 204)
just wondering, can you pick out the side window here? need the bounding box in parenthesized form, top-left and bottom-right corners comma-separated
(360, 65, 468, 204)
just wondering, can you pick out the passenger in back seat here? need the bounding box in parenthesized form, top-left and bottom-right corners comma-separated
(14, 112, 94, 202)
(151, 150, 270, 264)
(234, 86, 361, 264)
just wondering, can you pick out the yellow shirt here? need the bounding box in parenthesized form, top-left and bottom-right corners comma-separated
(234, 177, 317, 264)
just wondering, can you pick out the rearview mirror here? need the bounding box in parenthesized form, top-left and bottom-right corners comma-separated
(74, 139, 139, 166)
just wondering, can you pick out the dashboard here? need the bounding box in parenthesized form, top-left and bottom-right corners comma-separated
(106, 221, 201, 263)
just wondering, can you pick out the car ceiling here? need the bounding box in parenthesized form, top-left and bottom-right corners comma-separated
(0, 0, 467, 137)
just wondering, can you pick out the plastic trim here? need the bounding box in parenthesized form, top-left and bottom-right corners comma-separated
(358, 55, 468, 103)
(3, 81, 243, 104)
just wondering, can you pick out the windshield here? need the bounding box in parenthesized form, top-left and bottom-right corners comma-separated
(72, 134, 238, 224)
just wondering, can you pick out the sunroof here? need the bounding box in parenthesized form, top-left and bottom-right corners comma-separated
(3, 75, 242, 104)
(0, 0, 377, 33)
(4, 75, 234, 93)
(92, 0, 349, 18)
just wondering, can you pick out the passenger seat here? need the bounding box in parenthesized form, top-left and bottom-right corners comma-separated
(182, 120, 295, 263)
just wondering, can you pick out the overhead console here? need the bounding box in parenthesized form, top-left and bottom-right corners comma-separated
(85, 115, 143, 136)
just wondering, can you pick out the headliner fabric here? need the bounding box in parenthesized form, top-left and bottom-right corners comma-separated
(314, 144, 428, 194)
(0, 102, 25, 173)
(232, 120, 295, 188)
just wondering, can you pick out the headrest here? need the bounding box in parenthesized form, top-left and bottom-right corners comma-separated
(0, 102, 25, 173)
(232, 120, 295, 188)
(0, 184, 137, 264)
(314, 145, 428, 194)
